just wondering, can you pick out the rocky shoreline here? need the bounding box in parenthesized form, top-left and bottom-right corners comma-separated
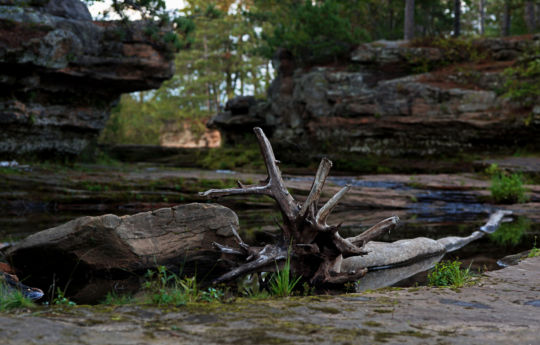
(0, 255, 538, 345)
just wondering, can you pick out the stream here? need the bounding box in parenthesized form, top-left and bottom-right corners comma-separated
(1, 165, 539, 295)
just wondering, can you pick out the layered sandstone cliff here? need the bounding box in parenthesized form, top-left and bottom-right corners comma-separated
(0, 0, 175, 158)
(211, 36, 540, 159)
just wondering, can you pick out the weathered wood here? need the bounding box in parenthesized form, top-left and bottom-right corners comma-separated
(347, 216, 400, 246)
(299, 158, 333, 218)
(201, 127, 399, 286)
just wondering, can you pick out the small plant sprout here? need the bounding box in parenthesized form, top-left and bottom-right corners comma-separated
(528, 236, 540, 258)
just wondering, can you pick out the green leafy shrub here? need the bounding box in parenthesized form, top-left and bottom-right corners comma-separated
(502, 47, 540, 107)
(490, 172, 527, 204)
(427, 260, 473, 288)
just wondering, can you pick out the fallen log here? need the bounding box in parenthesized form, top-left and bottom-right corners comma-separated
(200, 127, 399, 286)
(342, 210, 512, 275)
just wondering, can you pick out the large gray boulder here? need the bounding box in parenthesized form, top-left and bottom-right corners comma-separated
(41, 0, 92, 20)
(3, 203, 238, 302)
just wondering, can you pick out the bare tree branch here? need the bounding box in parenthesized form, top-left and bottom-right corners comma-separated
(199, 185, 270, 198)
(299, 157, 332, 218)
(253, 127, 298, 221)
(213, 242, 244, 256)
(315, 185, 351, 225)
(332, 232, 369, 257)
(201, 127, 400, 287)
(213, 245, 287, 284)
(347, 216, 400, 246)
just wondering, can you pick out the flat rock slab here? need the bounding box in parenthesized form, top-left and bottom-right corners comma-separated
(0, 256, 538, 345)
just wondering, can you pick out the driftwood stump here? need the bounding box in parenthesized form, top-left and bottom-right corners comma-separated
(200, 127, 399, 286)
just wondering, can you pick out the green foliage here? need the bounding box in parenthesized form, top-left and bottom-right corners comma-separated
(490, 217, 530, 246)
(85, 0, 194, 53)
(484, 163, 500, 176)
(199, 146, 263, 171)
(100, 1, 272, 146)
(257, 0, 368, 65)
(502, 47, 540, 107)
(408, 36, 485, 72)
(427, 260, 473, 288)
(99, 94, 162, 145)
(0, 283, 36, 311)
(143, 266, 222, 306)
(269, 254, 302, 297)
(490, 172, 527, 204)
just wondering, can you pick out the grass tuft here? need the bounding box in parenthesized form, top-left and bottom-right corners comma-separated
(427, 260, 473, 288)
(269, 254, 302, 297)
(490, 172, 527, 204)
(0, 283, 36, 311)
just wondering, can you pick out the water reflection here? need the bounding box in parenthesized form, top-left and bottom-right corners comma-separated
(355, 254, 445, 292)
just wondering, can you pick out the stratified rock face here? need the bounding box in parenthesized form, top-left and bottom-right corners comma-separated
(212, 37, 540, 158)
(0, 0, 174, 158)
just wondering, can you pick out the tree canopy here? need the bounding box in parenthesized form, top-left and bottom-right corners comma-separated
(98, 0, 540, 146)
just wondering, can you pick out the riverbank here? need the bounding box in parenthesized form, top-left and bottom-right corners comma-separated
(0, 255, 538, 344)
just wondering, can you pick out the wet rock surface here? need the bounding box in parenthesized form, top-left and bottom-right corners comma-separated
(0, 256, 538, 345)
(0, 0, 175, 158)
(212, 36, 540, 159)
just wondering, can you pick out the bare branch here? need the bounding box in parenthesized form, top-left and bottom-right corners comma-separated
(199, 185, 270, 198)
(315, 185, 351, 225)
(253, 127, 298, 221)
(299, 157, 332, 218)
(229, 225, 251, 252)
(213, 242, 244, 256)
(347, 216, 400, 246)
(213, 245, 287, 284)
(253, 127, 281, 183)
(332, 232, 369, 257)
(479, 210, 513, 234)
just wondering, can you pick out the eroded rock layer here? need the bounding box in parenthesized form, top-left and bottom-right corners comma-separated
(0, 0, 174, 158)
(211, 37, 540, 159)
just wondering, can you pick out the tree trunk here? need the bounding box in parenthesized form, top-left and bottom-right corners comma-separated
(388, 0, 395, 32)
(454, 0, 461, 37)
(524, 1, 536, 33)
(502, 0, 511, 36)
(479, 0, 485, 35)
(203, 35, 212, 114)
(404, 0, 415, 40)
